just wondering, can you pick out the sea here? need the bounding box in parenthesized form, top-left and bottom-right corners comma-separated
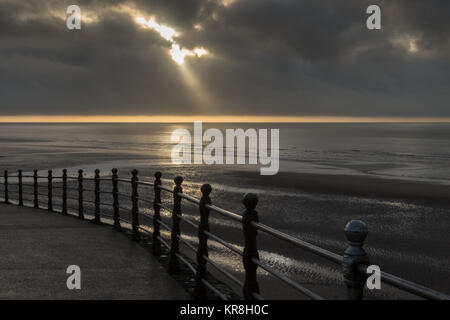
(0, 123, 449, 299)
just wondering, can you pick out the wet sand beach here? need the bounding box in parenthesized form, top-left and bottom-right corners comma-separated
(1, 123, 449, 299)
(239, 171, 450, 203)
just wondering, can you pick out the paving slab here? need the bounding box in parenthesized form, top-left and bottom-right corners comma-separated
(0, 204, 189, 300)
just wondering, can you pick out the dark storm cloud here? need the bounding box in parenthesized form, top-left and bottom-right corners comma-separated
(0, 0, 449, 117)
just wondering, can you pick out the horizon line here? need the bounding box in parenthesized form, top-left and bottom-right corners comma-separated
(0, 115, 449, 123)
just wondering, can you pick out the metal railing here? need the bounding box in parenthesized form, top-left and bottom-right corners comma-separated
(0, 168, 449, 300)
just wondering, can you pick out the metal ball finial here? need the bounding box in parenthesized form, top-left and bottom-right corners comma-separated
(201, 184, 212, 196)
(243, 193, 258, 210)
(155, 171, 162, 179)
(174, 176, 183, 186)
(344, 220, 368, 244)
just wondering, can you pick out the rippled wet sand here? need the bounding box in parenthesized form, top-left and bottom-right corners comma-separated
(116, 164, 450, 299)
(1, 123, 449, 299)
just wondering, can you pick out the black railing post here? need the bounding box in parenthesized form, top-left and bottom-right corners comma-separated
(242, 193, 260, 300)
(168, 176, 183, 275)
(47, 170, 53, 211)
(78, 169, 84, 219)
(33, 169, 38, 208)
(112, 168, 121, 231)
(194, 184, 212, 299)
(131, 169, 141, 241)
(4, 170, 8, 204)
(92, 169, 101, 224)
(152, 171, 162, 256)
(18, 170, 23, 206)
(62, 169, 68, 215)
(343, 220, 369, 300)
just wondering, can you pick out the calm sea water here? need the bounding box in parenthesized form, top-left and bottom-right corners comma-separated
(1, 123, 450, 182)
(0, 123, 449, 299)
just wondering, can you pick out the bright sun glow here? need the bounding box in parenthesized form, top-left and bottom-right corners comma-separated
(136, 17, 177, 42)
(136, 16, 208, 64)
(170, 44, 209, 64)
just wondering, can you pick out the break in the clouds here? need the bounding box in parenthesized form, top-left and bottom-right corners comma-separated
(135, 16, 208, 64)
(0, 0, 449, 117)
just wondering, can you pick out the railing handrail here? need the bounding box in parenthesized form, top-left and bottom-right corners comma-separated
(0, 168, 449, 301)
(357, 264, 449, 300)
(155, 178, 450, 300)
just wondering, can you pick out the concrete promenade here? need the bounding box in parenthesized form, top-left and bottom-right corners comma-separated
(0, 204, 189, 299)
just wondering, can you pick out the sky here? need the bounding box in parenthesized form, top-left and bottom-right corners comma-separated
(0, 0, 449, 120)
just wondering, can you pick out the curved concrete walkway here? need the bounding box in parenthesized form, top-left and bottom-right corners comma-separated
(0, 204, 189, 300)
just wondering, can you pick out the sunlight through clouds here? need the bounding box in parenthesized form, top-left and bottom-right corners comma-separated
(136, 17, 177, 42)
(136, 16, 208, 64)
(170, 44, 209, 64)
(391, 35, 420, 55)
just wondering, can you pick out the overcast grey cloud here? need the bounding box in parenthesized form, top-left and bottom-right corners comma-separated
(0, 0, 449, 117)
